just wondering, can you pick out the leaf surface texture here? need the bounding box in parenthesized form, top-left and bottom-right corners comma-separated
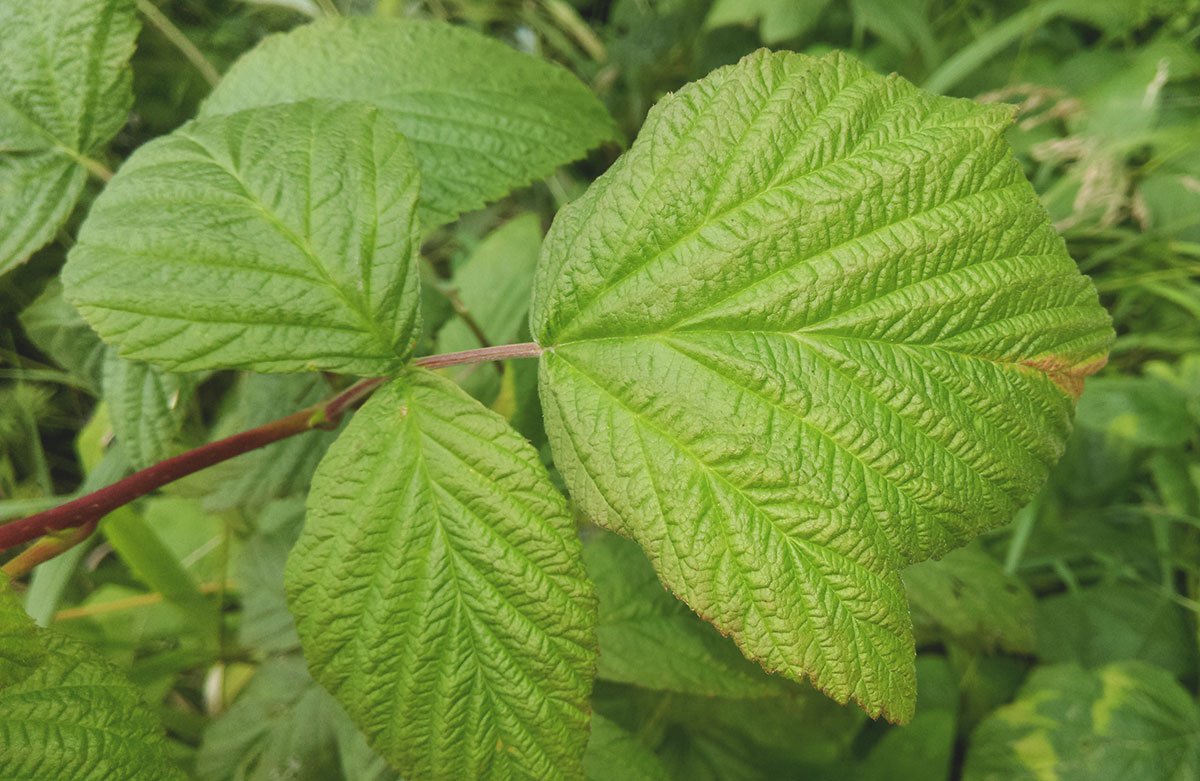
(531, 50, 1114, 721)
(201, 18, 618, 227)
(64, 100, 422, 374)
(286, 368, 596, 779)
(0, 0, 138, 274)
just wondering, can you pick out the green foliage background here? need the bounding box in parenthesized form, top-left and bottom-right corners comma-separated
(2, 0, 1199, 778)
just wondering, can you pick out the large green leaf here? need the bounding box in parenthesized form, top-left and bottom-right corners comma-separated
(201, 17, 618, 228)
(0, 0, 138, 275)
(64, 100, 422, 374)
(964, 661, 1200, 780)
(532, 50, 1114, 722)
(0, 627, 184, 779)
(286, 368, 597, 779)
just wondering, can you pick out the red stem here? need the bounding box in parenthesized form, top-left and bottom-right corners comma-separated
(0, 343, 542, 554)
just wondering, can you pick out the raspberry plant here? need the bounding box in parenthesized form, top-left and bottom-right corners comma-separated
(0, 3, 1116, 779)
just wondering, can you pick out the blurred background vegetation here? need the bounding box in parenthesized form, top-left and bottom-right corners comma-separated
(2, 0, 1199, 778)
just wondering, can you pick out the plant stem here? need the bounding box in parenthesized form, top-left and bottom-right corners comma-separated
(137, 0, 221, 88)
(1, 522, 97, 579)
(0, 343, 543, 554)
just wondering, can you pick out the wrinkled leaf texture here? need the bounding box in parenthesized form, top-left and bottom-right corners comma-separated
(201, 17, 619, 228)
(531, 50, 1113, 722)
(0, 0, 138, 274)
(64, 100, 422, 374)
(286, 369, 596, 780)
(0, 584, 183, 780)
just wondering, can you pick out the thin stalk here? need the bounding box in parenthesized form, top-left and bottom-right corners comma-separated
(79, 154, 114, 182)
(0, 343, 542, 554)
(137, 0, 221, 88)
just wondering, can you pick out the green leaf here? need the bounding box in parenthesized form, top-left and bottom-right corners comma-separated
(1035, 583, 1200, 679)
(705, 0, 830, 43)
(19, 278, 108, 394)
(286, 368, 597, 779)
(64, 100, 422, 374)
(963, 661, 1200, 781)
(0, 577, 45, 688)
(0, 0, 139, 275)
(200, 17, 618, 228)
(0, 630, 184, 780)
(585, 714, 669, 781)
(196, 657, 343, 781)
(584, 529, 778, 698)
(532, 50, 1114, 722)
(202, 374, 342, 513)
(437, 213, 544, 399)
(904, 546, 1037, 654)
(101, 353, 192, 470)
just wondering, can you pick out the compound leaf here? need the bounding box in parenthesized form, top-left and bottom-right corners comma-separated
(0, 628, 183, 779)
(64, 100, 422, 374)
(200, 17, 618, 228)
(286, 368, 596, 779)
(964, 662, 1200, 780)
(0, 0, 138, 275)
(532, 50, 1114, 722)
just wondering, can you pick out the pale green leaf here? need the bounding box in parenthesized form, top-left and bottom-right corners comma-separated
(0, 0, 139, 274)
(64, 100, 422, 374)
(964, 661, 1200, 780)
(286, 368, 597, 779)
(0, 630, 184, 780)
(532, 50, 1114, 722)
(200, 17, 618, 227)
(904, 546, 1037, 654)
(584, 529, 778, 698)
(102, 353, 192, 470)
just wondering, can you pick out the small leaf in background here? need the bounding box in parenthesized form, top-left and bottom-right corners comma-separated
(436, 213, 544, 402)
(705, 0, 830, 43)
(964, 661, 1200, 780)
(904, 546, 1037, 654)
(18, 279, 109, 394)
(0, 0, 139, 275)
(200, 17, 619, 228)
(196, 656, 354, 781)
(533, 49, 1113, 721)
(64, 100, 422, 374)
(101, 353, 193, 470)
(285, 368, 597, 779)
(201, 373, 342, 514)
(1035, 582, 1200, 680)
(0, 630, 184, 780)
(585, 714, 669, 781)
(235, 497, 306, 654)
(584, 528, 779, 698)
